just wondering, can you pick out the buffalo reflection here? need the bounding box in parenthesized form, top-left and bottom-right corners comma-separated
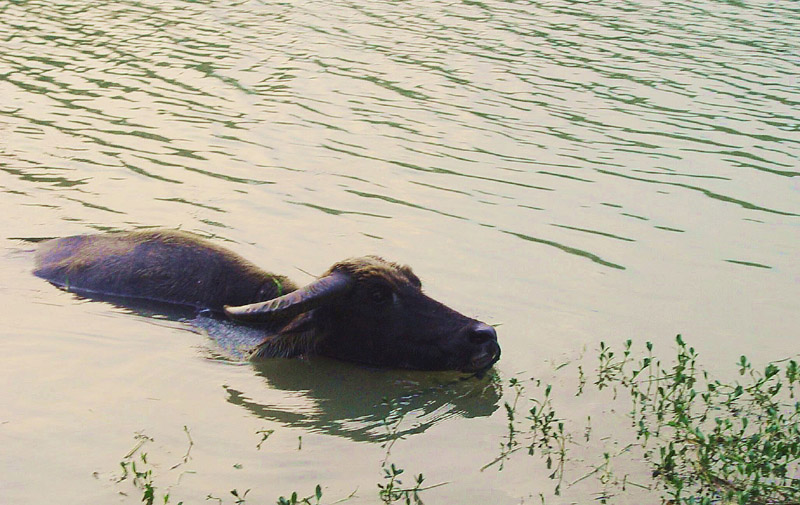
(224, 356, 501, 443)
(194, 315, 500, 443)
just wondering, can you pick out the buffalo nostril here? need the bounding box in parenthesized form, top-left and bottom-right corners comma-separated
(467, 323, 498, 346)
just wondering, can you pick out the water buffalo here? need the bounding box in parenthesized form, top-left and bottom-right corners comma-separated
(33, 230, 500, 373)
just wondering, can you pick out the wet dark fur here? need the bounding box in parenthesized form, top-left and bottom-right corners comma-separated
(35, 230, 294, 310)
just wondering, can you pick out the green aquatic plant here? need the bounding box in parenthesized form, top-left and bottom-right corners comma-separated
(170, 425, 194, 470)
(230, 488, 250, 504)
(494, 336, 800, 504)
(117, 431, 183, 505)
(375, 397, 446, 504)
(378, 464, 430, 505)
(610, 336, 800, 504)
(275, 486, 322, 505)
(275, 485, 361, 505)
(483, 377, 568, 495)
(207, 489, 250, 505)
(255, 428, 275, 450)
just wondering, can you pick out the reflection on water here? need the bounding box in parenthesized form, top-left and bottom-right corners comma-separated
(228, 358, 500, 443)
(197, 314, 500, 444)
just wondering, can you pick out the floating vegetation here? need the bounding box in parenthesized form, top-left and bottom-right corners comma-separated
(377, 398, 446, 504)
(116, 430, 181, 505)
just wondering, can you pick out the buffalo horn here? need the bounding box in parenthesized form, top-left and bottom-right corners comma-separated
(224, 271, 352, 322)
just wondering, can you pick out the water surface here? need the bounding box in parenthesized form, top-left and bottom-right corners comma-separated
(1, 0, 798, 503)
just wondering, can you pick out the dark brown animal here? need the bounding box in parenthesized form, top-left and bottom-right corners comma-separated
(34, 230, 500, 373)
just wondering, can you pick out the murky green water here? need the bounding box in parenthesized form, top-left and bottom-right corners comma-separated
(1, 0, 798, 503)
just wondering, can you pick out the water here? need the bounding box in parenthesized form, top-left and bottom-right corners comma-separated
(1, 0, 798, 503)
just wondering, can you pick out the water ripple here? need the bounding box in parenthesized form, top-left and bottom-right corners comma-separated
(2, 0, 798, 268)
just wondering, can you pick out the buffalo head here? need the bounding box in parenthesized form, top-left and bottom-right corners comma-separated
(225, 256, 500, 373)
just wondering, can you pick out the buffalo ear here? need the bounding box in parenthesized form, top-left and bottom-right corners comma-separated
(248, 311, 319, 360)
(225, 272, 352, 322)
(277, 310, 317, 334)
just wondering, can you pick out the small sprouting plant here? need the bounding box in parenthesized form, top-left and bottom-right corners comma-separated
(276, 485, 323, 505)
(230, 488, 250, 504)
(378, 464, 428, 505)
(117, 431, 184, 505)
(376, 398, 446, 504)
(484, 377, 568, 494)
(170, 425, 194, 470)
(256, 429, 275, 450)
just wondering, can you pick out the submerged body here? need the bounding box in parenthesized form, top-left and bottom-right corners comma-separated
(34, 230, 500, 373)
(35, 231, 294, 310)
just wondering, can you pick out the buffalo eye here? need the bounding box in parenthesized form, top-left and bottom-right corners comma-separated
(368, 284, 393, 306)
